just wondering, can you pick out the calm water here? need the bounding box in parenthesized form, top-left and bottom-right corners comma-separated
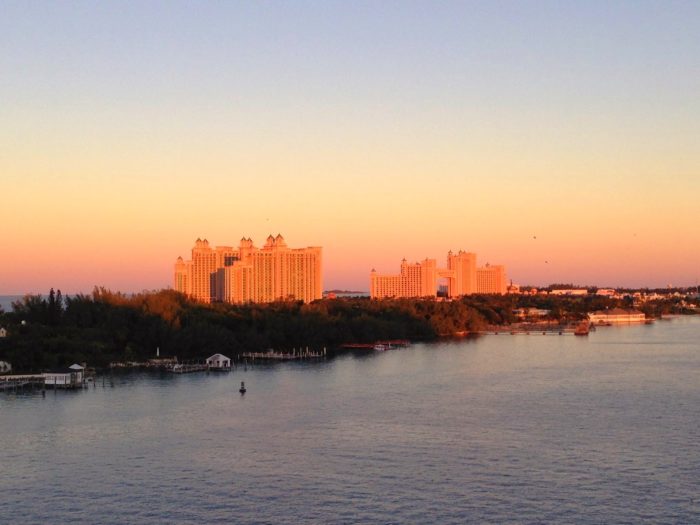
(2, 318, 699, 524)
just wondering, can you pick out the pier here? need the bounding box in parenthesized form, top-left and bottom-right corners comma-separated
(477, 322, 590, 336)
(340, 340, 411, 350)
(0, 374, 46, 392)
(1, 372, 90, 392)
(477, 329, 575, 335)
(241, 347, 326, 361)
(169, 362, 209, 373)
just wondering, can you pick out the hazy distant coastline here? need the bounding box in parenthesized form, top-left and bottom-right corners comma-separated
(1, 288, 698, 373)
(0, 296, 23, 312)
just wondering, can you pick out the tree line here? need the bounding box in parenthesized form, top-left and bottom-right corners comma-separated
(0, 287, 695, 372)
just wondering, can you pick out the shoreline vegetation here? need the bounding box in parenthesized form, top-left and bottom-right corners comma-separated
(0, 287, 698, 373)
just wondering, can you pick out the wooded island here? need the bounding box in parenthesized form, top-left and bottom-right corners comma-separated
(0, 287, 696, 373)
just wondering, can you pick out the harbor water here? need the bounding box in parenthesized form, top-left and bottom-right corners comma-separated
(1, 317, 699, 523)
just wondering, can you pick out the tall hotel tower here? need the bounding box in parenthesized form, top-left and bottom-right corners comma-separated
(174, 234, 322, 304)
(370, 250, 507, 299)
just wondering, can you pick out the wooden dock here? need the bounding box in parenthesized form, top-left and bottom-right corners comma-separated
(477, 330, 574, 335)
(0, 374, 46, 392)
(377, 339, 411, 347)
(242, 347, 326, 361)
(169, 363, 209, 373)
(476, 326, 586, 336)
(476, 321, 591, 336)
(340, 340, 411, 349)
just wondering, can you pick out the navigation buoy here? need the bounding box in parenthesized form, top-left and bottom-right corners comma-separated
(239, 381, 246, 394)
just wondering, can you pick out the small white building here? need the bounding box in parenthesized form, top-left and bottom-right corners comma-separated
(43, 366, 83, 388)
(0, 327, 7, 338)
(206, 353, 232, 370)
(68, 363, 85, 383)
(0, 361, 12, 373)
(43, 370, 71, 387)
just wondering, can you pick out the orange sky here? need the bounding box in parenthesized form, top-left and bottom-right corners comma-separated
(1, 3, 699, 293)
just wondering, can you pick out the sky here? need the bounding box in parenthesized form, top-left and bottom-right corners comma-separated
(1, 1, 699, 294)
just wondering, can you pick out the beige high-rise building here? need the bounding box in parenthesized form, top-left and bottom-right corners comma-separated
(370, 249, 506, 299)
(447, 250, 477, 295)
(476, 264, 507, 295)
(370, 258, 437, 299)
(174, 234, 322, 304)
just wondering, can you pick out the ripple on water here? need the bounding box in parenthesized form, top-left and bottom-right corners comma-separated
(2, 318, 700, 523)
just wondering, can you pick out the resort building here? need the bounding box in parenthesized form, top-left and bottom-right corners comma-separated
(369, 258, 436, 299)
(476, 264, 508, 295)
(550, 289, 589, 296)
(588, 308, 646, 324)
(370, 250, 507, 299)
(174, 235, 322, 304)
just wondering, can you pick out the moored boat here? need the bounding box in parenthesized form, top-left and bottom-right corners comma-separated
(574, 321, 590, 336)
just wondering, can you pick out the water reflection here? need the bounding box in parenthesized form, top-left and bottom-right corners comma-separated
(2, 317, 700, 523)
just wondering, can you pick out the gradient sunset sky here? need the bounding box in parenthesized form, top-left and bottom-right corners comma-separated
(1, 1, 699, 294)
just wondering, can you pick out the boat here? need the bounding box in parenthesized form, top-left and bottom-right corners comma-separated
(574, 321, 590, 336)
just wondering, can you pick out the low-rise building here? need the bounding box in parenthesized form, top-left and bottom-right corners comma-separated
(0, 327, 7, 338)
(206, 353, 231, 370)
(513, 308, 551, 319)
(588, 308, 646, 324)
(595, 289, 617, 297)
(43, 366, 83, 388)
(550, 289, 589, 296)
(0, 361, 12, 373)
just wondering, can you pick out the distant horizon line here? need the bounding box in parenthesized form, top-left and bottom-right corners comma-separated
(2, 283, 700, 297)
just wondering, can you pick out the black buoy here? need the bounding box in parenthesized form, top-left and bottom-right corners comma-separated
(239, 381, 246, 394)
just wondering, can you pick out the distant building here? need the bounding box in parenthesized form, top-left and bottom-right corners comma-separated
(476, 264, 508, 295)
(174, 234, 322, 304)
(370, 249, 507, 299)
(596, 289, 617, 297)
(43, 366, 83, 388)
(0, 327, 6, 338)
(507, 282, 521, 294)
(370, 258, 437, 298)
(69, 364, 85, 382)
(588, 309, 646, 324)
(550, 289, 588, 296)
(513, 308, 551, 319)
(0, 361, 11, 374)
(206, 353, 231, 370)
